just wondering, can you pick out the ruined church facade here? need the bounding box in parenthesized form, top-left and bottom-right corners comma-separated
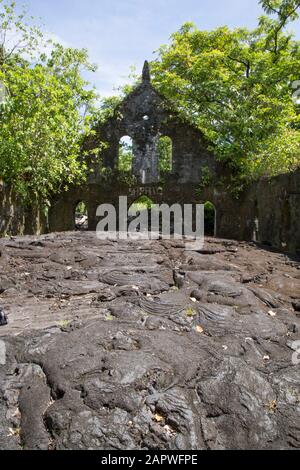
(1, 62, 298, 253)
(49, 62, 255, 240)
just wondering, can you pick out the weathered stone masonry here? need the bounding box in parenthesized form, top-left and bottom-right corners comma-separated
(1, 62, 300, 254)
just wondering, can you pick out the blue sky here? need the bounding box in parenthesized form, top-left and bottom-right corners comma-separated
(17, 0, 300, 97)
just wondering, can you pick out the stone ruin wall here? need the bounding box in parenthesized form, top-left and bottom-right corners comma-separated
(1, 61, 299, 254)
(253, 170, 300, 254)
(0, 181, 46, 237)
(45, 170, 300, 255)
(1, 163, 300, 255)
(0, 182, 25, 236)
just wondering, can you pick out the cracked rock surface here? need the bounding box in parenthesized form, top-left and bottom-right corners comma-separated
(0, 232, 300, 450)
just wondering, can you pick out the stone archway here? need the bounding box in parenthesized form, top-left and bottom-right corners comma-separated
(74, 201, 88, 230)
(204, 201, 216, 237)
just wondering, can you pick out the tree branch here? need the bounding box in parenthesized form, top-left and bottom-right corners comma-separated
(228, 55, 251, 78)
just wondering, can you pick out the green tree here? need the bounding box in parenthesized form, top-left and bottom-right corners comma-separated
(150, 2, 300, 185)
(260, 0, 300, 24)
(0, 0, 45, 65)
(0, 0, 98, 202)
(119, 139, 133, 172)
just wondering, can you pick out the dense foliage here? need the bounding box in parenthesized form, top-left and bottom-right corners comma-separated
(150, 0, 300, 184)
(1, 0, 300, 203)
(158, 136, 172, 174)
(0, 0, 97, 202)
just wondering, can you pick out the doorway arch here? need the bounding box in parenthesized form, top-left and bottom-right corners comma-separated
(128, 196, 155, 234)
(204, 201, 216, 237)
(74, 201, 88, 230)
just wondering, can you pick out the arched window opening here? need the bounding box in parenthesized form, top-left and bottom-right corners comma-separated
(204, 201, 216, 237)
(158, 136, 172, 175)
(128, 196, 155, 233)
(75, 202, 88, 230)
(119, 136, 134, 172)
(128, 195, 154, 215)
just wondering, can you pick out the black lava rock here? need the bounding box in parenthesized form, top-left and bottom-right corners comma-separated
(292, 301, 300, 313)
(0, 308, 8, 326)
